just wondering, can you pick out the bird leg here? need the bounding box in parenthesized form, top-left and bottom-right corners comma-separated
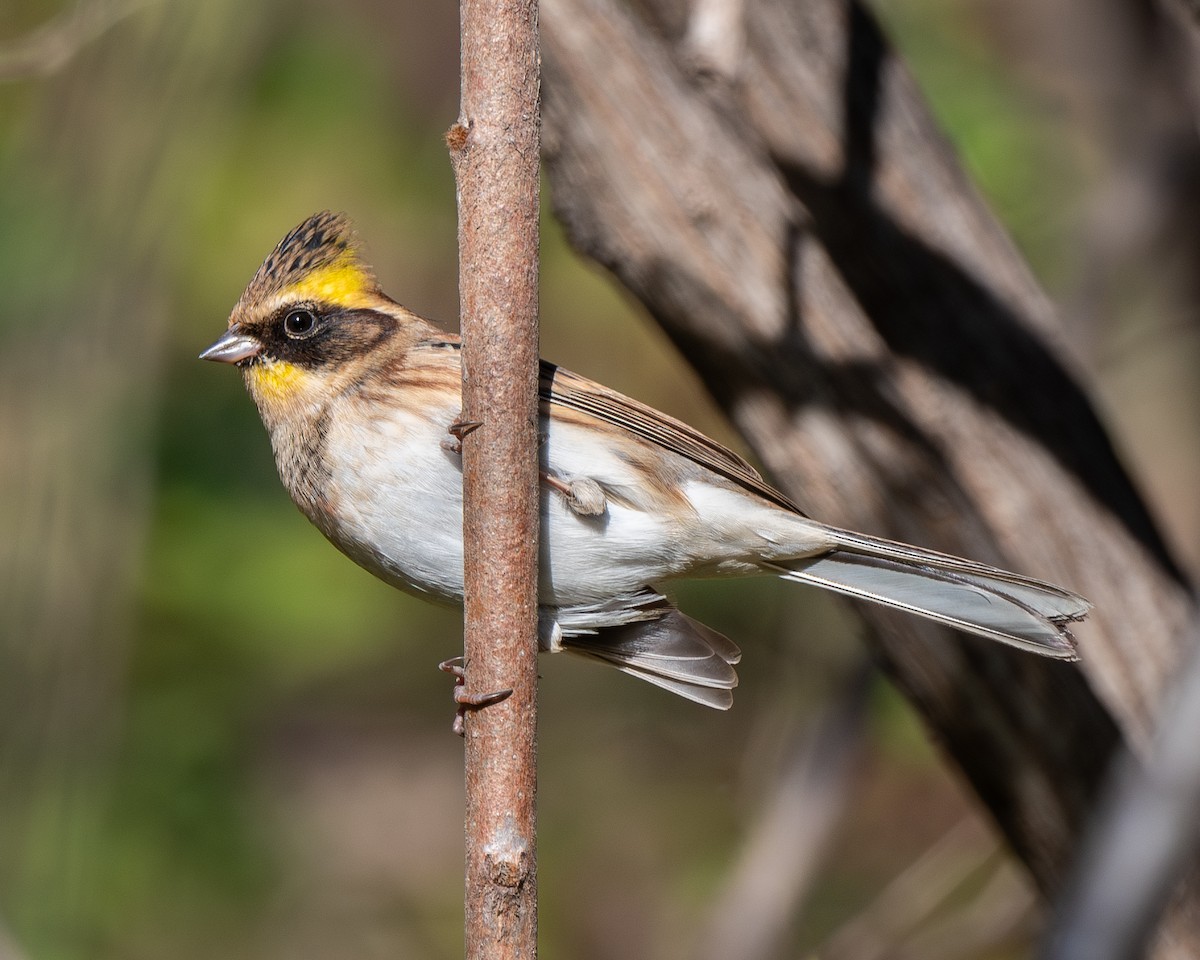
(445, 416, 606, 517)
(438, 657, 513, 736)
(541, 472, 607, 516)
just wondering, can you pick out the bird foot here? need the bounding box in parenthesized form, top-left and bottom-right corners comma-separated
(441, 417, 484, 455)
(438, 657, 513, 736)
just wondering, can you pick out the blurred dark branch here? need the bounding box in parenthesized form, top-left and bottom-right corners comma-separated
(1172, 0, 1200, 20)
(541, 0, 1199, 952)
(0, 0, 147, 81)
(1041, 617, 1200, 960)
(1160, 0, 1200, 55)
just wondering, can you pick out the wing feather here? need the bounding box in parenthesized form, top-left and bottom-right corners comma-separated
(542, 362, 803, 513)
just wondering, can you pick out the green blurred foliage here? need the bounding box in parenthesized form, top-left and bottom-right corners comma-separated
(0, 1, 1190, 958)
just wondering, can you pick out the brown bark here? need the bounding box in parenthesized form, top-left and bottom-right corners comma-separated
(452, 0, 541, 957)
(540, 0, 1198, 951)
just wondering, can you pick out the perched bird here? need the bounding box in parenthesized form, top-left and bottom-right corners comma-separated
(201, 211, 1089, 709)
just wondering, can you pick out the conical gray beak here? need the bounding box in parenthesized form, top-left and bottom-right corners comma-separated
(199, 326, 262, 365)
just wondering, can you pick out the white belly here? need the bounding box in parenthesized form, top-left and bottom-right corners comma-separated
(313, 402, 813, 606)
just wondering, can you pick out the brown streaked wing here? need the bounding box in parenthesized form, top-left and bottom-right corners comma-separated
(410, 336, 802, 513)
(542, 362, 804, 515)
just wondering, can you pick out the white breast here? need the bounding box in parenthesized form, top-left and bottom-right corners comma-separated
(322, 404, 467, 600)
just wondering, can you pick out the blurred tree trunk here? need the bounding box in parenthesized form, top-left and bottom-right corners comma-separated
(540, 0, 1199, 953)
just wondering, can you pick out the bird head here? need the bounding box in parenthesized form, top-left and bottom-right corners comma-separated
(200, 211, 419, 425)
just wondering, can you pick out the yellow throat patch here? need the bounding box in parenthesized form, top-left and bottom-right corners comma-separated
(248, 358, 310, 406)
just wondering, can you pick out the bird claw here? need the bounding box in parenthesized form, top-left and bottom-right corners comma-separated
(449, 418, 483, 439)
(438, 657, 513, 736)
(442, 417, 483, 455)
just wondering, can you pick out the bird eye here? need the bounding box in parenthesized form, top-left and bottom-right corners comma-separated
(283, 308, 319, 339)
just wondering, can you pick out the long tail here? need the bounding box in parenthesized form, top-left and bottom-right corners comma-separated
(546, 537, 1088, 711)
(771, 529, 1090, 659)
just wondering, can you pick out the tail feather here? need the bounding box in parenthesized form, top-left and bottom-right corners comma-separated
(560, 608, 741, 710)
(543, 534, 1090, 711)
(775, 530, 1089, 659)
(592, 664, 736, 710)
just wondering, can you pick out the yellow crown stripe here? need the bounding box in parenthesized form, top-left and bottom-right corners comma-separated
(284, 259, 378, 308)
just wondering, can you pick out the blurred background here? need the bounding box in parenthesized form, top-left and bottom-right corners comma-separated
(1, 0, 1197, 958)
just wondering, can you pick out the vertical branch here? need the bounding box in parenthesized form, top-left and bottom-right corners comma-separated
(450, 0, 541, 958)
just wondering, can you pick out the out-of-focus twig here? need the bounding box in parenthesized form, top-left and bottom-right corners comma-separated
(697, 664, 871, 960)
(0, 0, 149, 82)
(821, 818, 999, 960)
(894, 863, 1036, 960)
(1040, 614, 1200, 960)
(0, 918, 30, 960)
